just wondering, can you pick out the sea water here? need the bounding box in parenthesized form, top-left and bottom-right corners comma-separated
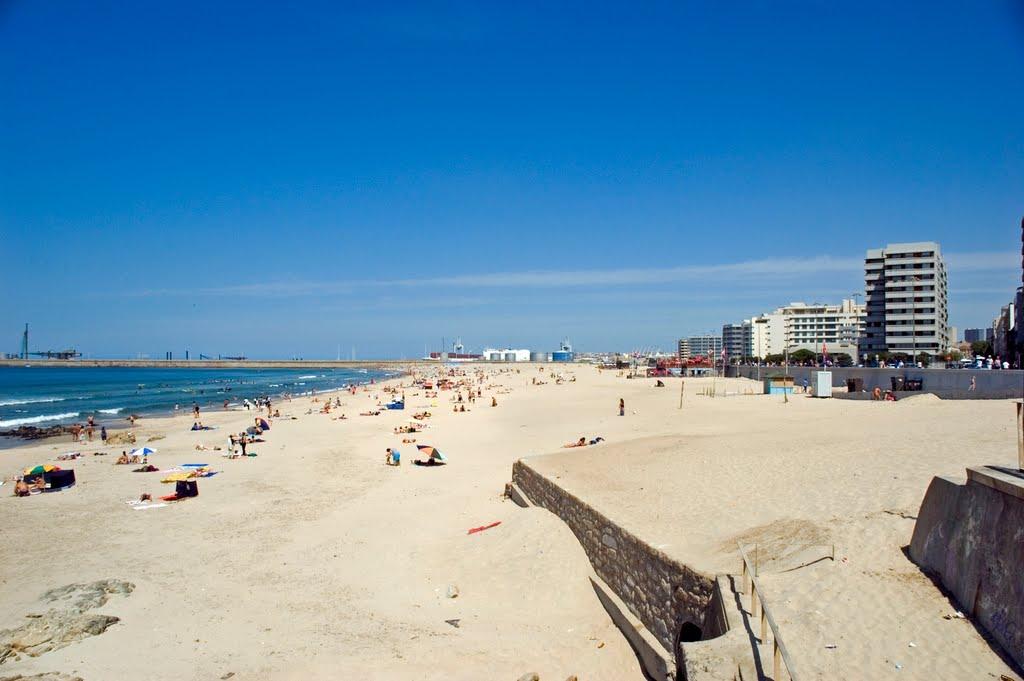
(0, 366, 396, 430)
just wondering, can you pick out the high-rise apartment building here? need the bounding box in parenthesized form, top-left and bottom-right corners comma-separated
(686, 334, 722, 360)
(964, 328, 993, 343)
(862, 242, 949, 360)
(721, 322, 751, 363)
(677, 338, 689, 362)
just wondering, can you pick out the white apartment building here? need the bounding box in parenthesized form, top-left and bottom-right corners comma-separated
(733, 299, 865, 360)
(863, 242, 949, 360)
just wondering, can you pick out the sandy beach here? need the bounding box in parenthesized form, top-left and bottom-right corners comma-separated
(0, 366, 1021, 680)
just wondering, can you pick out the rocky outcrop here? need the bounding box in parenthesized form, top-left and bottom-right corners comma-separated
(0, 580, 134, 665)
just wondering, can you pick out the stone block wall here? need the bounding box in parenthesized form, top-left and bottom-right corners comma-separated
(512, 459, 719, 653)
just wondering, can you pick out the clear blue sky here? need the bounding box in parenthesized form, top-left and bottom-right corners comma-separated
(2, 1, 1022, 358)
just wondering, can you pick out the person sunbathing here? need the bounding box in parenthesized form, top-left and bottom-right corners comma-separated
(563, 437, 587, 448)
(116, 453, 131, 464)
(359, 410, 381, 416)
(14, 479, 30, 497)
(413, 456, 445, 466)
(402, 437, 416, 443)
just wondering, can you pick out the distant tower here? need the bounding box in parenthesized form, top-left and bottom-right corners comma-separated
(453, 337, 464, 354)
(21, 323, 28, 360)
(560, 337, 572, 352)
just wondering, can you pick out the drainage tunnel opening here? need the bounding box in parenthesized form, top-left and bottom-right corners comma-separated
(677, 621, 702, 643)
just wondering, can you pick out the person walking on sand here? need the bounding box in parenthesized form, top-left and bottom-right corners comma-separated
(619, 398, 625, 416)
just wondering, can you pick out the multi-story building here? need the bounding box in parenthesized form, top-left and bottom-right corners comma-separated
(739, 301, 862, 359)
(1016, 217, 1024, 364)
(862, 242, 949, 360)
(677, 338, 690, 362)
(686, 334, 722, 361)
(964, 328, 994, 343)
(992, 303, 1016, 360)
(721, 322, 751, 363)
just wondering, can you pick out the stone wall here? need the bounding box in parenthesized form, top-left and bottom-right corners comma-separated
(512, 459, 719, 654)
(910, 470, 1024, 670)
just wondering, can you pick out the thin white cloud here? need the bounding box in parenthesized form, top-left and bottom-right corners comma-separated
(129, 251, 1016, 298)
(944, 251, 1020, 271)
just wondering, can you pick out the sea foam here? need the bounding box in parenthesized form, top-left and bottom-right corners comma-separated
(0, 412, 80, 428)
(0, 397, 63, 406)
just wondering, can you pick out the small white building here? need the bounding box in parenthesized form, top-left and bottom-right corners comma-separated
(481, 348, 531, 362)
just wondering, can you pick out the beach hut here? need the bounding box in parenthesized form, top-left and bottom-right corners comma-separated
(763, 376, 795, 395)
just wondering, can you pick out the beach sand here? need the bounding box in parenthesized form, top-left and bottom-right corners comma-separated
(0, 366, 1020, 680)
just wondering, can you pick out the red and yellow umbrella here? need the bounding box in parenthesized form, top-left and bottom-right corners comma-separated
(24, 464, 60, 476)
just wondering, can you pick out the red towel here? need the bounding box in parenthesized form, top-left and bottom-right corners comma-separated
(467, 521, 501, 535)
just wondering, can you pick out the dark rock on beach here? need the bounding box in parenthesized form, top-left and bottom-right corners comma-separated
(0, 425, 68, 440)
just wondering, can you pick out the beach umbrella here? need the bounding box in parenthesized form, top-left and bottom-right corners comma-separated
(258, 418, 270, 430)
(416, 445, 446, 461)
(24, 464, 60, 476)
(129, 447, 157, 457)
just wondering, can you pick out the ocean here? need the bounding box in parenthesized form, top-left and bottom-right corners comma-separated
(0, 365, 398, 430)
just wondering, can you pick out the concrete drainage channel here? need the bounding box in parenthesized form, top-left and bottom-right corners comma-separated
(509, 460, 749, 681)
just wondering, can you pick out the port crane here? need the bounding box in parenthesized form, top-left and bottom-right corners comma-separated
(15, 324, 81, 360)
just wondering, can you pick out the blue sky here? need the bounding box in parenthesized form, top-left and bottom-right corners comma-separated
(2, 1, 1022, 358)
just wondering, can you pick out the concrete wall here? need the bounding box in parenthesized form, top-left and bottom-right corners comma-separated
(512, 459, 720, 655)
(729, 366, 1024, 399)
(910, 474, 1024, 669)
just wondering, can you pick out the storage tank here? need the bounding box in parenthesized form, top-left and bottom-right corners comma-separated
(530, 352, 549, 362)
(551, 351, 574, 362)
(489, 352, 501, 361)
(504, 352, 516, 362)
